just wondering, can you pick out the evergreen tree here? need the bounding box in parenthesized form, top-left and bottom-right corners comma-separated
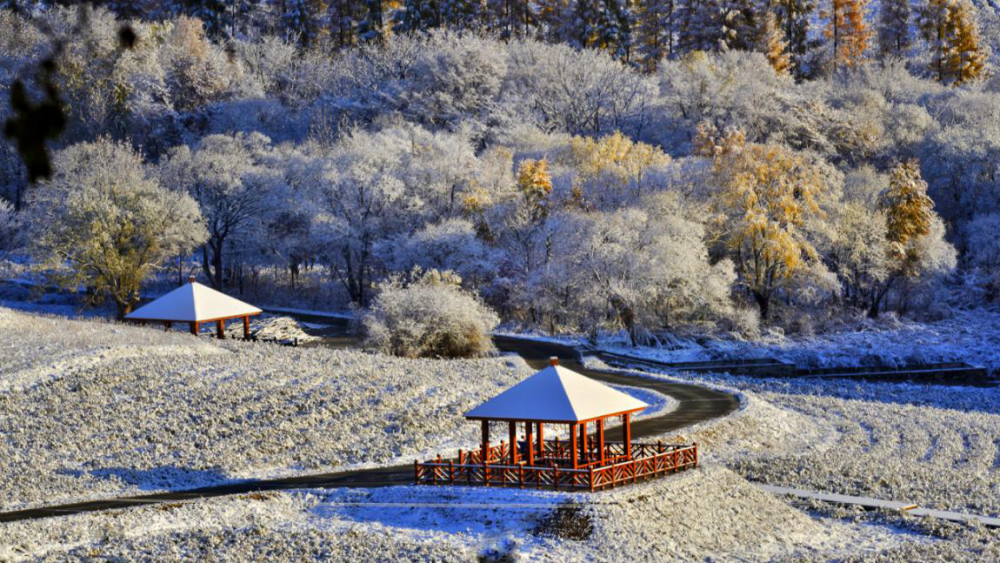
(441, 0, 483, 29)
(329, 0, 364, 47)
(281, 0, 329, 46)
(773, 0, 817, 77)
(676, 0, 719, 52)
(759, 10, 791, 74)
(396, 0, 442, 32)
(877, 0, 911, 57)
(917, 0, 987, 85)
(636, 0, 677, 70)
(718, 0, 760, 51)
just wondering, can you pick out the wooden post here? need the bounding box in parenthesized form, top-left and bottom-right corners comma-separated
(598, 418, 606, 465)
(589, 465, 595, 492)
(243, 316, 250, 339)
(623, 413, 632, 459)
(216, 319, 225, 339)
(190, 321, 199, 336)
(164, 321, 172, 331)
(449, 460, 454, 484)
(508, 421, 518, 465)
(694, 442, 698, 467)
(580, 422, 588, 465)
(537, 422, 544, 457)
(481, 420, 490, 463)
(569, 424, 578, 469)
(525, 421, 534, 466)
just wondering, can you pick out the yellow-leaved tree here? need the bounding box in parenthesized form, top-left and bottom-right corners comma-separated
(516, 157, 554, 222)
(917, 0, 987, 85)
(707, 127, 827, 320)
(760, 11, 792, 76)
(569, 131, 670, 208)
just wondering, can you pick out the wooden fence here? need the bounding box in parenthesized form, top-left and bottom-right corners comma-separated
(415, 441, 697, 491)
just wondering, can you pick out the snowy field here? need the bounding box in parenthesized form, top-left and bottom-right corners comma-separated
(0, 466, 927, 562)
(3, 306, 1000, 560)
(601, 309, 1000, 375)
(0, 307, 669, 512)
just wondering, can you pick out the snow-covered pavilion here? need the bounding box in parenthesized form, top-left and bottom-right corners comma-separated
(125, 277, 262, 339)
(465, 357, 649, 469)
(415, 357, 700, 491)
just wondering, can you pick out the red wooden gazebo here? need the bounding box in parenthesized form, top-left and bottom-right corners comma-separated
(415, 358, 698, 491)
(125, 277, 262, 339)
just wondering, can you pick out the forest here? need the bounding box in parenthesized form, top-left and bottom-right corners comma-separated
(0, 0, 998, 345)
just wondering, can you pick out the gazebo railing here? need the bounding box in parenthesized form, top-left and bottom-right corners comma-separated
(415, 441, 697, 491)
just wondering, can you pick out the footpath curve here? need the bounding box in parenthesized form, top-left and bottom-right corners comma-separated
(0, 335, 739, 524)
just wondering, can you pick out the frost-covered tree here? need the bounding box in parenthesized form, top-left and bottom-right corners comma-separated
(159, 133, 281, 290)
(965, 214, 1000, 274)
(760, 11, 792, 75)
(773, 0, 817, 77)
(551, 194, 736, 344)
(361, 268, 499, 358)
(29, 139, 206, 318)
(0, 198, 24, 262)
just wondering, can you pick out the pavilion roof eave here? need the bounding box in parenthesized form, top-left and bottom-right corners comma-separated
(464, 406, 646, 425)
(126, 311, 262, 324)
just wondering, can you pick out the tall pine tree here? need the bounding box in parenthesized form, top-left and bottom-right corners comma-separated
(637, 0, 677, 70)
(774, 0, 817, 77)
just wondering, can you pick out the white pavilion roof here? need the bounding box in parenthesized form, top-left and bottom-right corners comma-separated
(465, 362, 648, 423)
(125, 279, 262, 323)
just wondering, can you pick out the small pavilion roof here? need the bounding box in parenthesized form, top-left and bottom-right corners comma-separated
(465, 360, 648, 423)
(125, 278, 262, 323)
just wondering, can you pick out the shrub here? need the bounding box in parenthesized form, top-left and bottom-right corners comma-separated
(361, 270, 500, 359)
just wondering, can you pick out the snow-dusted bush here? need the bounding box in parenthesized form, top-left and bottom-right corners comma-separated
(362, 270, 500, 358)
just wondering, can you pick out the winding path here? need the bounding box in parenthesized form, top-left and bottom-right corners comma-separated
(0, 335, 739, 524)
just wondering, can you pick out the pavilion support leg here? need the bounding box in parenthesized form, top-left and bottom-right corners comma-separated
(164, 321, 172, 331)
(190, 322, 199, 336)
(580, 422, 588, 465)
(598, 418, 606, 464)
(243, 316, 250, 339)
(624, 413, 632, 459)
(216, 319, 225, 339)
(508, 421, 518, 465)
(525, 421, 534, 466)
(570, 423, 578, 469)
(481, 420, 490, 463)
(537, 422, 544, 459)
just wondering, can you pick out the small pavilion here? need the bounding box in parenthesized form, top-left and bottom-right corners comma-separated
(415, 357, 699, 491)
(125, 277, 262, 339)
(466, 357, 648, 469)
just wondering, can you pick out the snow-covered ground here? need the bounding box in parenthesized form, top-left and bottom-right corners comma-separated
(600, 309, 1000, 375)
(0, 307, 668, 512)
(3, 306, 1000, 560)
(0, 466, 925, 562)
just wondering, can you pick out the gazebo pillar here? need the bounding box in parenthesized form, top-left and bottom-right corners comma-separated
(570, 423, 578, 469)
(580, 423, 589, 465)
(190, 321, 199, 336)
(164, 321, 172, 331)
(243, 316, 250, 339)
(525, 421, 534, 465)
(481, 420, 490, 463)
(508, 421, 518, 465)
(216, 319, 226, 339)
(623, 413, 632, 458)
(537, 422, 544, 458)
(598, 418, 606, 464)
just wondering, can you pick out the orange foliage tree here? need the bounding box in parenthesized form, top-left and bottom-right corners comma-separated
(823, 0, 873, 70)
(917, 0, 987, 85)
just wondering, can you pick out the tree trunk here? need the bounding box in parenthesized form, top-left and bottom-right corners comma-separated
(752, 290, 770, 321)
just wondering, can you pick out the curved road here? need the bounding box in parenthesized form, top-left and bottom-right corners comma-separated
(0, 335, 738, 524)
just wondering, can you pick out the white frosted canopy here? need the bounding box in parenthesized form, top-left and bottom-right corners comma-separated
(465, 362, 648, 423)
(125, 279, 262, 323)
